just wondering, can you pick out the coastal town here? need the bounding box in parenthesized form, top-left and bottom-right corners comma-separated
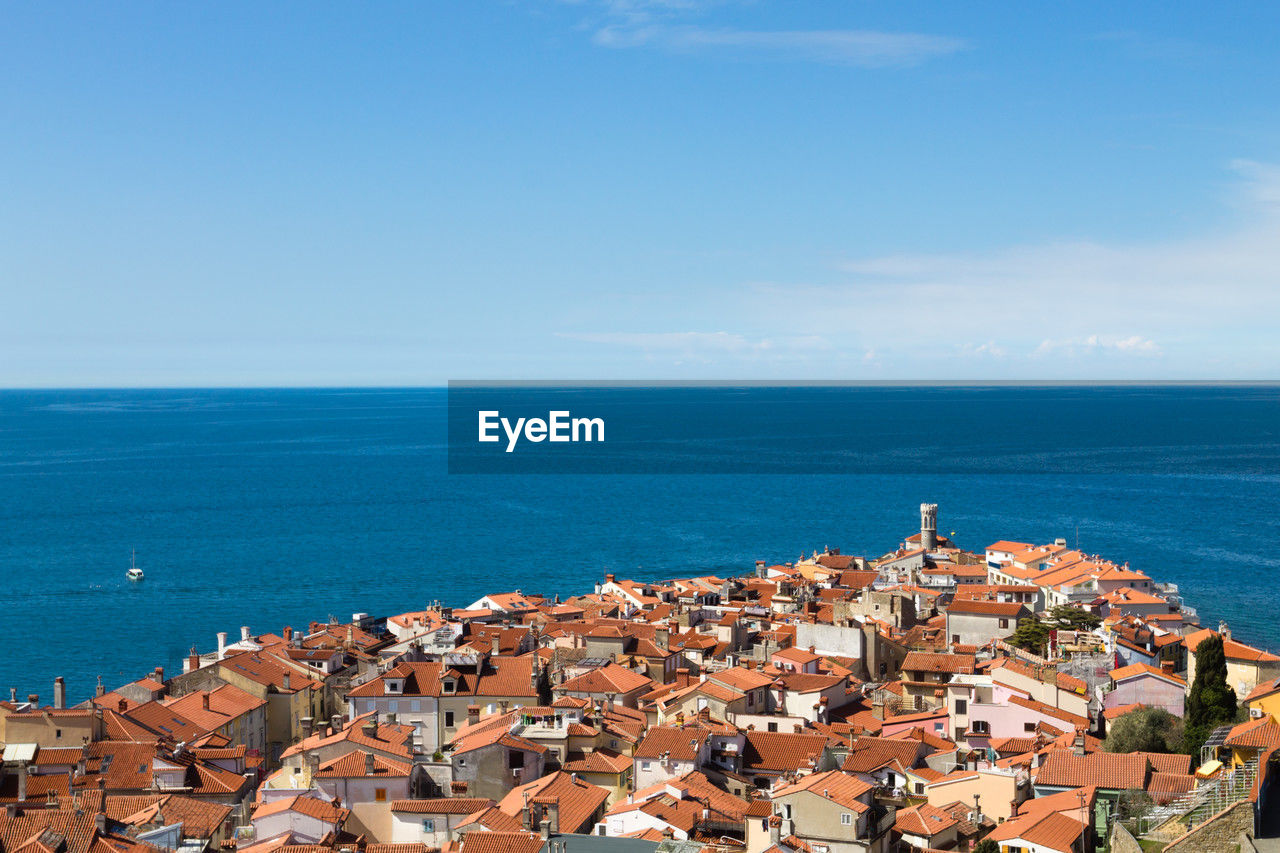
(3, 505, 1278, 853)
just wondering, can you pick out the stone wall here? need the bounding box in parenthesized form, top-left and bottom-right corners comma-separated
(1108, 821, 1144, 853)
(1163, 801, 1255, 853)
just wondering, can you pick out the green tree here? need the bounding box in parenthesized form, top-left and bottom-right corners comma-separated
(973, 840, 999, 853)
(1049, 604, 1101, 632)
(1105, 707, 1182, 754)
(1183, 634, 1238, 755)
(1010, 614, 1050, 655)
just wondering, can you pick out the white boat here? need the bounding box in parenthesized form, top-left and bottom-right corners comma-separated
(127, 550, 144, 581)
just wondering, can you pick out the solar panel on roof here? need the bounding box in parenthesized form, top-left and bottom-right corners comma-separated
(1202, 724, 1233, 750)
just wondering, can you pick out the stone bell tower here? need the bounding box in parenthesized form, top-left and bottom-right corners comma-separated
(920, 503, 938, 551)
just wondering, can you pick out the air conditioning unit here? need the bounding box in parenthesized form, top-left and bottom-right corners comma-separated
(1251, 708, 1264, 718)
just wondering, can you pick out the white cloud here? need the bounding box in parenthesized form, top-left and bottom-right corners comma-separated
(548, 160, 1280, 377)
(592, 25, 968, 67)
(1034, 335, 1161, 358)
(556, 330, 832, 363)
(560, 0, 967, 67)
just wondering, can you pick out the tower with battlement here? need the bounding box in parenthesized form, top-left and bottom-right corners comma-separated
(920, 503, 938, 551)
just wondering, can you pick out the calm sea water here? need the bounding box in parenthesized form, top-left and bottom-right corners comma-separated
(2, 386, 1279, 703)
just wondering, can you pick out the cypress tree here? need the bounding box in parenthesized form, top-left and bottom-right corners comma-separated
(1184, 634, 1238, 754)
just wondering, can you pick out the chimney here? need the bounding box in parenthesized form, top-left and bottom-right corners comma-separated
(28, 694, 38, 706)
(188, 647, 200, 673)
(240, 626, 251, 642)
(154, 667, 164, 682)
(364, 752, 376, 776)
(95, 676, 105, 698)
(301, 717, 314, 738)
(539, 819, 551, 841)
(768, 815, 781, 844)
(8, 687, 15, 703)
(331, 714, 343, 732)
(362, 718, 378, 738)
(118, 698, 128, 713)
(547, 802, 560, 833)
(491, 634, 500, 655)
(284, 625, 293, 642)
(53, 677, 66, 710)
(467, 705, 480, 726)
(202, 693, 211, 711)
(17, 764, 27, 802)
(1072, 730, 1086, 756)
(217, 632, 227, 659)
(282, 673, 291, 691)
(95, 814, 107, 834)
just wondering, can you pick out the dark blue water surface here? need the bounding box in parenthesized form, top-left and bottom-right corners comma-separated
(2, 386, 1279, 703)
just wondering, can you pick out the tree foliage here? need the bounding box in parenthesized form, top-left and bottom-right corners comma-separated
(1105, 707, 1182, 754)
(1183, 634, 1238, 755)
(1049, 604, 1101, 632)
(1009, 614, 1050, 655)
(973, 840, 999, 853)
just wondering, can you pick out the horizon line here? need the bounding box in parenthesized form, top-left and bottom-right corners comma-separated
(2, 379, 1280, 391)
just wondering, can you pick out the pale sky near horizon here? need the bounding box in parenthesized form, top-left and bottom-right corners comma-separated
(3, 2, 1280, 385)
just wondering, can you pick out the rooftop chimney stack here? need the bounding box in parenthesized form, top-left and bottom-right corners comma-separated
(364, 751, 375, 775)
(217, 632, 228, 659)
(95, 676, 105, 698)
(53, 677, 66, 710)
(240, 626, 251, 642)
(188, 647, 200, 673)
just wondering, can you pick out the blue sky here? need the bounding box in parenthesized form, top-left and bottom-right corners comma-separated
(3, 1, 1280, 384)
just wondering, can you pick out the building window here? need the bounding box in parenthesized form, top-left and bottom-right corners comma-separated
(914, 783, 924, 795)
(641, 761, 651, 771)
(767, 722, 778, 733)
(951, 634, 960, 644)
(421, 819, 435, 832)
(971, 720, 989, 735)
(955, 699, 967, 715)
(1024, 722, 1036, 733)
(445, 711, 455, 728)
(999, 619, 1009, 629)
(375, 788, 387, 802)
(840, 813, 852, 826)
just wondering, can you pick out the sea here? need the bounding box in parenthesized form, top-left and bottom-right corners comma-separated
(2, 385, 1279, 704)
